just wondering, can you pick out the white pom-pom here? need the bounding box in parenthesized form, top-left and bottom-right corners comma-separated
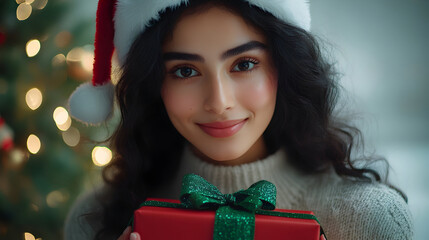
(68, 82, 114, 125)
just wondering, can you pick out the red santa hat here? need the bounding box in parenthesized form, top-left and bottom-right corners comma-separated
(68, 0, 311, 125)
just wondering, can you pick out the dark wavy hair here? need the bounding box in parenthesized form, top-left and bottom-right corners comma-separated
(95, 0, 392, 238)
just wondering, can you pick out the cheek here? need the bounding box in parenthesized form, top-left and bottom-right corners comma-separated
(161, 83, 199, 120)
(238, 74, 277, 110)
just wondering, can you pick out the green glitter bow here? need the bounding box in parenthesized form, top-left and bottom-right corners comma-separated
(180, 174, 276, 240)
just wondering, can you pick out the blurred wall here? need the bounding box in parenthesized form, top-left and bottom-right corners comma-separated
(310, 1, 428, 239)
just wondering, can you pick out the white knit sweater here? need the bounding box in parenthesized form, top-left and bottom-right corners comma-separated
(64, 148, 414, 239)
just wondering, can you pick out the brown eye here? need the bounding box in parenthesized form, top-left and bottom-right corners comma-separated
(232, 59, 258, 72)
(174, 67, 198, 78)
(237, 62, 250, 71)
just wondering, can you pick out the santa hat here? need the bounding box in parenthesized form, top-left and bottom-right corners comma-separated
(68, 0, 311, 125)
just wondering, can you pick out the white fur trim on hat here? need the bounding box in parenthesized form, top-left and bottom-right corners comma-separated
(68, 82, 115, 125)
(245, 0, 311, 31)
(114, 0, 310, 65)
(114, 0, 189, 64)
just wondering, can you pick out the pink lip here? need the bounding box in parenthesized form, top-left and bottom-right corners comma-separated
(197, 119, 248, 138)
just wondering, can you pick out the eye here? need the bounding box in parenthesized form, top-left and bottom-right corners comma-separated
(232, 58, 259, 72)
(173, 67, 199, 79)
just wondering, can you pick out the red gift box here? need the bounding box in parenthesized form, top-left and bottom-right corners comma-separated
(134, 198, 322, 240)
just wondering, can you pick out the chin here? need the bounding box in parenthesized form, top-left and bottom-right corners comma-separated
(208, 153, 242, 162)
(199, 145, 249, 162)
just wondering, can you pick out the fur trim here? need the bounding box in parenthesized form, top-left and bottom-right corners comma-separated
(114, 0, 188, 64)
(245, 0, 310, 31)
(113, 0, 310, 65)
(68, 82, 114, 125)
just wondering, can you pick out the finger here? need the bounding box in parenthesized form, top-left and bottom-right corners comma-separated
(118, 226, 132, 240)
(320, 234, 326, 240)
(130, 232, 141, 240)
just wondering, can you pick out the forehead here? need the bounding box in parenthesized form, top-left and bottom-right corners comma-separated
(163, 5, 266, 52)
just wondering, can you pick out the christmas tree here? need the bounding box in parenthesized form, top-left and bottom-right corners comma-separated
(0, 0, 118, 238)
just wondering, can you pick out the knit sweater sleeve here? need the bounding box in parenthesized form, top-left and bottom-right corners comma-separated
(307, 179, 414, 240)
(64, 187, 105, 240)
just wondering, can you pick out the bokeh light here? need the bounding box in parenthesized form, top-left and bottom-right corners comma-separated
(24, 232, 35, 240)
(66, 46, 94, 73)
(25, 88, 43, 110)
(56, 115, 71, 131)
(17, 3, 32, 21)
(92, 146, 112, 167)
(34, 0, 48, 10)
(25, 0, 35, 4)
(81, 51, 94, 72)
(27, 134, 41, 154)
(53, 107, 69, 126)
(52, 53, 66, 67)
(26, 39, 41, 57)
(46, 190, 67, 208)
(10, 149, 28, 165)
(66, 47, 84, 63)
(62, 127, 80, 147)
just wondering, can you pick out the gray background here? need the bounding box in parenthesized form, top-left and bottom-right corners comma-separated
(311, 1, 428, 239)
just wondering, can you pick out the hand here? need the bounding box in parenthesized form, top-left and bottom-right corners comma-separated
(118, 226, 141, 240)
(321, 234, 327, 240)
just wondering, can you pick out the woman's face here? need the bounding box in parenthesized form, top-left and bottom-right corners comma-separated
(161, 6, 277, 165)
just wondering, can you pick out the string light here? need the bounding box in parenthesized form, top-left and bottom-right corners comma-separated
(57, 115, 71, 131)
(62, 127, 80, 147)
(25, 88, 43, 110)
(81, 51, 94, 72)
(33, 0, 48, 10)
(24, 232, 35, 240)
(16, 3, 32, 21)
(52, 54, 66, 67)
(10, 149, 28, 165)
(66, 46, 94, 73)
(53, 106, 72, 131)
(27, 134, 41, 154)
(92, 146, 112, 167)
(46, 190, 66, 208)
(66, 47, 84, 63)
(53, 107, 69, 125)
(26, 39, 41, 57)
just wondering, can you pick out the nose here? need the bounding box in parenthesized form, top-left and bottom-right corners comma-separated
(203, 72, 235, 114)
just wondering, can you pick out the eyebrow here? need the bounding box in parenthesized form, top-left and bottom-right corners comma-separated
(163, 52, 204, 62)
(163, 41, 267, 62)
(221, 41, 267, 60)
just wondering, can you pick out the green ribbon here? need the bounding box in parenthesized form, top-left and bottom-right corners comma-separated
(180, 174, 276, 240)
(136, 174, 326, 239)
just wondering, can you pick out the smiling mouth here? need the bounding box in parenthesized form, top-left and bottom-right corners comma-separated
(197, 118, 248, 138)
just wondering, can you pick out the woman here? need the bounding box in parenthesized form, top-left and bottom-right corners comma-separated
(65, 0, 413, 239)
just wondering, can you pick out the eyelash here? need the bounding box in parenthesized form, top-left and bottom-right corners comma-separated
(168, 64, 200, 79)
(168, 57, 260, 79)
(231, 57, 260, 72)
